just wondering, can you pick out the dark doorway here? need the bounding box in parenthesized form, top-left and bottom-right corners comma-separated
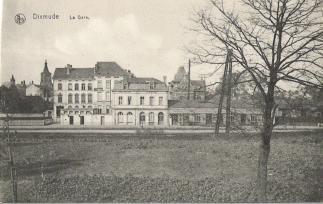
(139, 112, 145, 126)
(100, 116, 105, 126)
(241, 114, 246, 125)
(80, 116, 84, 125)
(158, 112, 164, 125)
(206, 114, 212, 126)
(56, 106, 64, 117)
(171, 114, 178, 125)
(183, 114, 189, 125)
(69, 116, 74, 125)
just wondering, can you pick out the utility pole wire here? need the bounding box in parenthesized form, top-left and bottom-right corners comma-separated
(187, 59, 191, 100)
(199, 64, 224, 79)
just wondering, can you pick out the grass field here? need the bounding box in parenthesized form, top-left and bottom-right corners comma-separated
(0, 131, 322, 202)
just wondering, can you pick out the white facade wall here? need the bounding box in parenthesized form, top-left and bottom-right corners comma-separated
(26, 85, 42, 96)
(53, 69, 169, 127)
(60, 114, 114, 126)
(53, 78, 95, 122)
(92, 76, 123, 113)
(112, 91, 169, 127)
(54, 76, 129, 126)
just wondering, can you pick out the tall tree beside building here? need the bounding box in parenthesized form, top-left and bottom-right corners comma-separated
(189, 0, 323, 201)
(0, 85, 48, 113)
(0, 86, 20, 113)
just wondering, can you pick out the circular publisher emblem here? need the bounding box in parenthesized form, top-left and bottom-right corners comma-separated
(15, 13, 26, 25)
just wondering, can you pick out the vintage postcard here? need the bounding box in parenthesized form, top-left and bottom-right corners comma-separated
(0, 0, 322, 203)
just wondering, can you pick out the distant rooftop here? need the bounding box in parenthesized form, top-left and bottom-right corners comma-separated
(113, 77, 167, 91)
(173, 66, 186, 82)
(53, 68, 94, 80)
(53, 62, 131, 80)
(95, 61, 132, 78)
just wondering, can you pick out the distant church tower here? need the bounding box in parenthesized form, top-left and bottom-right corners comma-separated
(40, 60, 53, 101)
(10, 75, 16, 87)
(40, 60, 52, 88)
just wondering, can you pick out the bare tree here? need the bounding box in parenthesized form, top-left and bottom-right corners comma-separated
(189, 0, 323, 201)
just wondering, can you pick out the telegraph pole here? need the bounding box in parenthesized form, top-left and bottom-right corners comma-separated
(187, 59, 191, 100)
(214, 49, 233, 136)
(225, 50, 233, 135)
(214, 53, 229, 136)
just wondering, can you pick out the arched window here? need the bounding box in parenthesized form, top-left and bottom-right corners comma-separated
(74, 83, 79, 91)
(75, 93, 79, 104)
(158, 112, 164, 125)
(68, 93, 73, 104)
(127, 112, 133, 125)
(149, 112, 154, 125)
(81, 93, 86, 103)
(58, 93, 63, 103)
(81, 83, 86, 90)
(58, 83, 62, 90)
(139, 112, 145, 126)
(88, 83, 92, 90)
(117, 112, 124, 124)
(88, 94, 92, 103)
(97, 106, 102, 114)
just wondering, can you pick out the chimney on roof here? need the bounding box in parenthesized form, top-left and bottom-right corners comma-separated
(163, 76, 167, 84)
(66, 64, 72, 75)
(32, 80, 34, 84)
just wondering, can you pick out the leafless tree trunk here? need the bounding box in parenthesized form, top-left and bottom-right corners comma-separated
(188, 0, 323, 201)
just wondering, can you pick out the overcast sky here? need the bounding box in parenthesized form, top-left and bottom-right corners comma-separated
(1, 0, 222, 85)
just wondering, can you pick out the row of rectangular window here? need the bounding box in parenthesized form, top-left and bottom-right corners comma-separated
(57, 94, 93, 104)
(97, 92, 111, 102)
(64, 105, 109, 113)
(58, 81, 112, 91)
(117, 96, 163, 105)
(93, 108, 110, 114)
(122, 82, 156, 90)
(57, 83, 93, 91)
(97, 80, 111, 89)
(174, 114, 258, 123)
(61, 109, 110, 115)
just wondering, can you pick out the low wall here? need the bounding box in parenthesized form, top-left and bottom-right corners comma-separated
(0, 113, 52, 126)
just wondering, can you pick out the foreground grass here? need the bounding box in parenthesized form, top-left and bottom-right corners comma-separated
(0, 131, 322, 202)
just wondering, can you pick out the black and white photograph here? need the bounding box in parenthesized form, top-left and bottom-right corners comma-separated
(0, 0, 322, 202)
